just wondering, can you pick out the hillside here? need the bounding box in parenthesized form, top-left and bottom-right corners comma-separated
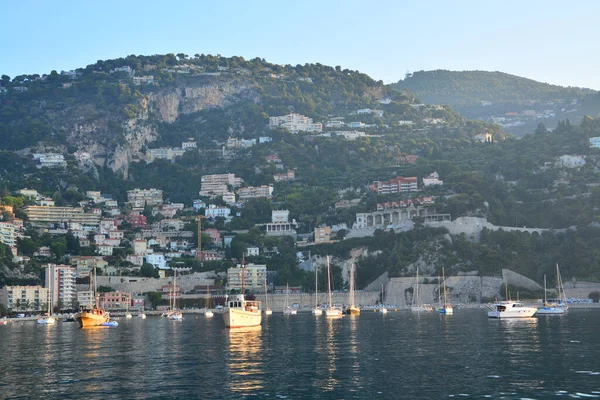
(393, 70, 600, 135)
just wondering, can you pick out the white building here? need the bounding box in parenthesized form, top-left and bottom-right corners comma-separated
(0, 222, 17, 246)
(32, 153, 67, 168)
(237, 185, 274, 199)
(133, 76, 154, 85)
(559, 155, 586, 168)
(200, 174, 244, 197)
(423, 171, 444, 186)
(127, 188, 163, 206)
(269, 114, 322, 133)
(246, 247, 260, 257)
(145, 254, 167, 270)
(325, 121, 345, 128)
(205, 205, 231, 219)
(259, 137, 272, 143)
(272, 210, 290, 223)
(182, 140, 197, 149)
(44, 264, 77, 309)
(589, 137, 600, 148)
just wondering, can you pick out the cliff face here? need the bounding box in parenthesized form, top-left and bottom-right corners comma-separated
(64, 79, 256, 177)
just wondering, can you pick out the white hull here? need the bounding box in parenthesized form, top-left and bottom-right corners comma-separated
(264, 309, 273, 315)
(168, 311, 183, 321)
(326, 307, 343, 318)
(379, 307, 388, 314)
(312, 308, 323, 316)
(283, 307, 297, 315)
(205, 310, 214, 318)
(488, 301, 537, 318)
(411, 305, 432, 312)
(37, 316, 56, 325)
(125, 313, 133, 319)
(138, 313, 147, 319)
(222, 308, 261, 328)
(438, 306, 454, 315)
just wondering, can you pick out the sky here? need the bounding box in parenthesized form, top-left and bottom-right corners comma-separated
(1, 0, 600, 89)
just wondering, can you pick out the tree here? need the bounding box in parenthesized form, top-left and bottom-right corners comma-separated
(535, 122, 547, 134)
(141, 263, 160, 278)
(98, 286, 115, 293)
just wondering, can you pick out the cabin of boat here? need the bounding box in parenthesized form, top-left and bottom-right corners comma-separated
(487, 301, 537, 319)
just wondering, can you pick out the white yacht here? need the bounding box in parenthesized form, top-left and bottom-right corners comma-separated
(222, 294, 262, 328)
(487, 301, 538, 319)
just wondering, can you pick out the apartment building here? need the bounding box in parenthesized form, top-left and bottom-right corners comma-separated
(24, 206, 101, 225)
(44, 264, 77, 309)
(227, 264, 267, 291)
(127, 188, 163, 206)
(269, 113, 322, 133)
(237, 185, 274, 199)
(368, 176, 419, 194)
(0, 285, 49, 311)
(199, 174, 243, 197)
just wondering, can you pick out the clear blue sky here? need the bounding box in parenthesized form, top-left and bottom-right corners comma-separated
(2, 0, 599, 89)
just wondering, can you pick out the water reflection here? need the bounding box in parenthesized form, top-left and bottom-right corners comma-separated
(227, 326, 263, 394)
(322, 318, 340, 391)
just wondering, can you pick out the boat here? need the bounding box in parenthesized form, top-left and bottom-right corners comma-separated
(437, 267, 453, 315)
(168, 269, 183, 321)
(487, 300, 538, 318)
(379, 284, 388, 314)
(205, 285, 214, 318)
(0, 317, 10, 325)
(283, 283, 297, 315)
(37, 272, 56, 325)
(325, 256, 343, 318)
(411, 267, 433, 312)
(76, 266, 111, 328)
(263, 279, 272, 315)
(537, 263, 568, 315)
(312, 253, 322, 316)
(101, 320, 118, 327)
(63, 313, 76, 322)
(346, 263, 360, 315)
(138, 312, 147, 319)
(221, 259, 262, 328)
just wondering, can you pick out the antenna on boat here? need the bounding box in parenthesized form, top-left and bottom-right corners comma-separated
(241, 255, 245, 296)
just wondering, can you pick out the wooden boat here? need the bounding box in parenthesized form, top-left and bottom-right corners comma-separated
(76, 266, 110, 328)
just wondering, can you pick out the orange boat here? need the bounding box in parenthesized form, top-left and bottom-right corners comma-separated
(75, 266, 110, 328)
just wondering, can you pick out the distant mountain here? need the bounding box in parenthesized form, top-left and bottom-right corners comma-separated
(392, 70, 600, 135)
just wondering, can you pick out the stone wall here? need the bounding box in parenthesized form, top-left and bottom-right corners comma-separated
(254, 292, 380, 311)
(94, 272, 216, 293)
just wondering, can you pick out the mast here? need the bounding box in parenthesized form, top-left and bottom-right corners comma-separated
(327, 255, 333, 308)
(313, 252, 318, 308)
(437, 274, 441, 307)
(543, 274, 547, 305)
(349, 263, 355, 307)
(241, 255, 245, 297)
(173, 269, 177, 310)
(442, 267, 448, 307)
(94, 265, 98, 308)
(207, 285, 210, 309)
(264, 278, 268, 309)
(381, 284, 384, 305)
(88, 269, 93, 309)
(47, 266, 52, 315)
(414, 267, 419, 306)
(285, 283, 289, 308)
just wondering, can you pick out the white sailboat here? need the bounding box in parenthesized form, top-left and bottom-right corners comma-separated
(263, 278, 272, 315)
(437, 267, 453, 315)
(537, 264, 568, 315)
(379, 284, 388, 314)
(411, 267, 432, 312)
(312, 253, 322, 316)
(168, 269, 183, 321)
(346, 263, 360, 315)
(37, 267, 56, 325)
(283, 283, 297, 315)
(325, 256, 343, 318)
(205, 285, 214, 318)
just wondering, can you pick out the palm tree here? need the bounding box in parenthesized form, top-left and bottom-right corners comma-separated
(14, 299, 21, 312)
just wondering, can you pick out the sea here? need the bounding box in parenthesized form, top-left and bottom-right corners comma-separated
(1, 309, 599, 399)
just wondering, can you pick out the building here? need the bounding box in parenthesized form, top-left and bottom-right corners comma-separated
(193, 200, 207, 211)
(246, 247, 260, 256)
(98, 292, 132, 309)
(24, 206, 101, 226)
(32, 153, 67, 168)
(201, 250, 225, 261)
(559, 155, 586, 168)
(133, 76, 154, 85)
(347, 122, 366, 128)
(237, 185, 274, 199)
(274, 170, 295, 182)
(133, 239, 147, 255)
(222, 192, 236, 205)
(398, 155, 419, 164)
(335, 131, 367, 140)
(145, 254, 167, 270)
(264, 210, 297, 238)
(272, 210, 290, 223)
(474, 133, 493, 143)
(127, 188, 163, 207)
(148, 147, 185, 162)
(227, 264, 267, 291)
(269, 114, 322, 133)
(325, 121, 345, 128)
(70, 256, 107, 278)
(97, 245, 114, 256)
(422, 172, 443, 186)
(376, 197, 434, 211)
(204, 228, 221, 245)
(265, 154, 282, 164)
(182, 140, 197, 149)
(44, 264, 77, 309)
(369, 176, 419, 194)
(314, 226, 332, 243)
(354, 207, 448, 229)
(199, 174, 244, 197)
(77, 290, 93, 308)
(127, 213, 148, 228)
(259, 137, 272, 144)
(0, 285, 49, 311)
(0, 222, 17, 246)
(205, 205, 231, 219)
(589, 137, 600, 148)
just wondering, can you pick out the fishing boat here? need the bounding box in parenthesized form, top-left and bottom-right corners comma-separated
(411, 267, 433, 312)
(37, 269, 56, 325)
(76, 266, 111, 328)
(221, 259, 262, 328)
(325, 256, 343, 318)
(437, 267, 453, 315)
(283, 283, 297, 315)
(263, 279, 272, 315)
(168, 269, 183, 321)
(537, 263, 568, 315)
(379, 284, 388, 314)
(346, 263, 360, 315)
(487, 301, 538, 318)
(311, 253, 322, 316)
(205, 285, 214, 318)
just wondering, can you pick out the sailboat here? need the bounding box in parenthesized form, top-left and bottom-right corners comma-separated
(205, 285, 214, 318)
(283, 283, 297, 315)
(221, 257, 262, 328)
(312, 253, 322, 316)
(125, 299, 132, 319)
(325, 256, 343, 318)
(263, 278, 272, 315)
(346, 263, 360, 315)
(437, 267, 453, 315)
(537, 264, 568, 315)
(411, 267, 432, 312)
(379, 284, 388, 314)
(75, 266, 111, 328)
(37, 267, 56, 325)
(168, 269, 183, 320)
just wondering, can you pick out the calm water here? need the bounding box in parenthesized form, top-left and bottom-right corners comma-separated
(1, 309, 599, 399)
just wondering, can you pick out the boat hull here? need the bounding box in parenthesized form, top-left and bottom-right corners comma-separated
(37, 317, 56, 325)
(76, 311, 109, 328)
(326, 307, 343, 318)
(283, 308, 297, 315)
(346, 306, 361, 315)
(222, 308, 261, 328)
(488, 308, 537, 318)
(536, 307, 565, 315)
(312, 308, 323, 316)
(438, 306, 454, 315)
